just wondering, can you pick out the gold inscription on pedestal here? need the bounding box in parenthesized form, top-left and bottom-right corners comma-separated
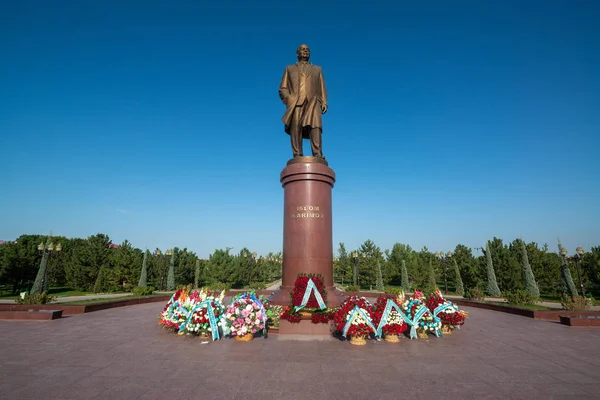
(290, 205, 324, 219)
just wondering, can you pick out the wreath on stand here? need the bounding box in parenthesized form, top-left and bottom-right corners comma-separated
(281, 273, 333, 324)
(426, 289, 467, 333)
(332, 296, 376, 345)
(373, 295, 408, 342)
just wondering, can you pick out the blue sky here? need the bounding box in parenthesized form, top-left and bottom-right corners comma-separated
(1, 1, 599, 258)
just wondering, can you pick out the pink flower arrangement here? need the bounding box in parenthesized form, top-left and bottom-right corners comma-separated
(225, 296, 265, 337)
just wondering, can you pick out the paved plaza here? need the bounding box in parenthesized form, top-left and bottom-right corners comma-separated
(1, 303, 600, 399)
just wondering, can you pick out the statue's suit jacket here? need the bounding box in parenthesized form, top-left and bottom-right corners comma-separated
(279, 62, 328, 139)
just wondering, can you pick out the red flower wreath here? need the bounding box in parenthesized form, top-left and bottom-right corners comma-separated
(372, 295, 407, 336)
(291, 273, 327, 309)
(426, 292, 466, 327)
(332, 296, 374, 337)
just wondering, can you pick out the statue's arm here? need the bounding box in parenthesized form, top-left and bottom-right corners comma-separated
(278, 67, 291, 103)
(319, 67, 328, 112)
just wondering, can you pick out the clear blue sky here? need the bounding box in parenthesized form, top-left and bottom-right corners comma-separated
(1, 1, 599, 258)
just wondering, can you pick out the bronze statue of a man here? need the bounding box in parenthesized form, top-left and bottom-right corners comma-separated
(279, 44, 328, 159)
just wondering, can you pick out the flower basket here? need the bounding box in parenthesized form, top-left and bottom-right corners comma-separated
(299, 310, 312, 319)
(417, 329, 429, 339)
(441, 325, 453, 334)
(349, 335, 367, 346)
(384, 334, 401, 343)
(234, 333, 254, 342)
(225, 293, 267, 339)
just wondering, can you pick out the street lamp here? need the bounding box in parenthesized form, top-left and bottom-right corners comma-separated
(352, 252, 366, 288)
(31, 240, 62, 294)
(435, 251, 452, 295)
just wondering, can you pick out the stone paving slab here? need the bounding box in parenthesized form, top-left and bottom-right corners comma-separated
(1, 303, 600, 399)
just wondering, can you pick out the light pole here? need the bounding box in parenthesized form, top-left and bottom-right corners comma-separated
(572, 247, 586, 297)
(352, 252, 366, 288)
(31, 240, 62, 295)
(435, 251, 452, 295)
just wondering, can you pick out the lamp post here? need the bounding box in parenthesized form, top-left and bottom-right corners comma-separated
(435, 251, 452, 295)
(572, 247, 586, 297)
(352, 252, 366, 288)
(31, 240, 62, 295)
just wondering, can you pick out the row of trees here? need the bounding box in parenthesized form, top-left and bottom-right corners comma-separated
(1, 233, 599, 299)
(0, 234, 282, 294)
(333, 238, 600, 298)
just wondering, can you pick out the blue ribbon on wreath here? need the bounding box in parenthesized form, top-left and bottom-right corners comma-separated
(403, 299, 442, 339)
(376, 299, 413, 338)
(177, 300, 224, 341)
(294, 278, 327, 312)
(341, 305, 377, 338)
(233, 293, 268, 327)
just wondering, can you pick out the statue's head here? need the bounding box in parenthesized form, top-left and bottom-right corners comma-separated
(296, 44, 310, 62)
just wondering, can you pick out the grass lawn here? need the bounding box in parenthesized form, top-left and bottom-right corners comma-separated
(59, 294, 168, 306)
(487, 301, 554, 311)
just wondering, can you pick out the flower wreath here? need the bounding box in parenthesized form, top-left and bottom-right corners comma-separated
(426, 289, 467, 328)
(401, 290, 442, 338)
(291, 273, 327, 309)
(373, 295, 408, 336)
(332, 296, 376, 338)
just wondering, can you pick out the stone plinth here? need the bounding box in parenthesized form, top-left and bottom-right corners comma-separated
(279, 319, 334, 335)
(269, 156, 343, 307)
(0, 310, 63, 320)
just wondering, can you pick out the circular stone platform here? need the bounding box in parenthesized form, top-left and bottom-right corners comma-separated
(1, 303, 600, 399)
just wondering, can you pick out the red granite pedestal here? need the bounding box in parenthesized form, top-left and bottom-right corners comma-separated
(269, 156, 344, 308)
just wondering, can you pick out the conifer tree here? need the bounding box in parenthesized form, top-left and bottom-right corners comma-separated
(400, 260, 410, 292)
(520, 240, 539, 298)
(375, 260, 384, 291)
(558, 241, 578, 297)
(194, 259, 200, 289)
(427, 257, 437, 290)
(93, 267, 104, 293)
(167, 250, 176, 291)
(485, 241, 501, 297)
(453, 258, 464, 296)
(31, 251, 49, 295)
(138, 250, 148, 288)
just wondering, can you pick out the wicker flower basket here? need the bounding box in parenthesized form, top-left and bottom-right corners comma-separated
(384, 334, 400, 343)
(349, 335, 367, 346)
(234, 333, 254, 342)
(299, 310, 312, 318)
(417, 329, 429, 339)
(441, 325, 453, 335)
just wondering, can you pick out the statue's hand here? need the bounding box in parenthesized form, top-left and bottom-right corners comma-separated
(321, 104, 328, 114)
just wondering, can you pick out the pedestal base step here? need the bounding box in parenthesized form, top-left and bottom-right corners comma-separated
(279, 319, 334, 335)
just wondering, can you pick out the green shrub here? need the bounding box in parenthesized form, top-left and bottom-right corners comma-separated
(345, 284, 360, 293)
(205, 282, 231, 293)
(464, 287, 485, 300)
(503, 289, 538, 306)
(561, 294, 593, 311)
(385, 287, 403, 296)
(134, 286, 155, 296)
(266, 305, 283, 329)
(16, 292, 56, 305)
(249, 282, 267, 290)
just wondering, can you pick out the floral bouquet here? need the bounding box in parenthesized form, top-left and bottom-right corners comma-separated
(401, 290, 442, 339)
(426, 289, 467, 333)
(159, 287, 226, 340)
(225, 294, 266, 341)
(291, 273, 327, 311)
(373, 295, 407, 342)
(332, 296, 375, 345)
(281, 306, 302, 323)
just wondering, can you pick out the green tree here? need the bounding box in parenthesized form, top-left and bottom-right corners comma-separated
(166, 249, 176, 291)
(484, 241, 501, 296)
(138, 250, 148, 288)
(427, 256, 437, 292)
(558, 241, 578, 296)
(520, 239, 539, 298)
(400, 259, 410, 292)
(452, 244, 480, 290)
(358, 240, 383, 290)
(194, 259, 200, 289)
(453, 258, 464, 295)
(335, 243, 352, 285)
